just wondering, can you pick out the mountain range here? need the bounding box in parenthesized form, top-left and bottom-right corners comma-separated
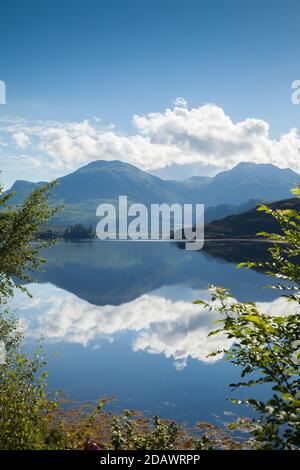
(7, 160, 300, 226)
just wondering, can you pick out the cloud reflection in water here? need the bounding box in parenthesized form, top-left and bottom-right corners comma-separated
(13, 283, 298, 371)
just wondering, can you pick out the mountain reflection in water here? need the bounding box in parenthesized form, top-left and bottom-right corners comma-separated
(12, 240, 294, 424)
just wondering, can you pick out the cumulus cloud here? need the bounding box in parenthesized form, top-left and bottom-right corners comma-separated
(16, 284, 232, 368)
(12, 131, 30, 149)
(14, 283, 298, 370)
(173, 97, 188, 108)
(1, 100, 300, 175)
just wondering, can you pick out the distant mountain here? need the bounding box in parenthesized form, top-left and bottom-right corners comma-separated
(150, 162, 215, 181)
(9, 160, 187, 226)
(205, 199, 261, 223)
(8, 180, 46, 204)
(6, 160, 300, 226)
(52, 160, 181, 203)
(205, 197, 300, 239)
(183, 175, 212, 188)
(191, 162, 300, 207)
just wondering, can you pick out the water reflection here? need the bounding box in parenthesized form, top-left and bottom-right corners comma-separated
(34, 241, 281, 305)
(12, 240, 295, 423)
(15, 283, 296, 371)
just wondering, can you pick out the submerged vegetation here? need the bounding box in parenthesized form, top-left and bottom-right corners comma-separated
(0, 182, 299, 449)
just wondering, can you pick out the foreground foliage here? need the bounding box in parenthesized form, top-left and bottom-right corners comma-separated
(0, 182, 60, 302)
(0, 182, 64, 449)
(194, 186, 300, 449)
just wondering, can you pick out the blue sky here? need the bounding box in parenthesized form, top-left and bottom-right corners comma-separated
(0, 0, 300, 187)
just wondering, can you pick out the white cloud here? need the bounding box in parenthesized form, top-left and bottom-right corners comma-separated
(12, 131, 30, 149)
(14, 283, 299, 370)
(15, 284, 232, 368)
(173, 97, 188, 108)
(1, 101, 300, 176)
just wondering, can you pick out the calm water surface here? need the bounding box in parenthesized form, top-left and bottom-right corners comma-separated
(12, 241, 291, 425)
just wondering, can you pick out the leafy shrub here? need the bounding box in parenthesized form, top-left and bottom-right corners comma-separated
(0, 343, 67, 450)
(194, 187, 300, 449)
(111, 411, 180, 450)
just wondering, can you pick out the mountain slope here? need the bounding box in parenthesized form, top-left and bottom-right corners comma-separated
(193, 162, 300, 206)
(8, 161, 189, 226)
(205, 197, 300, 239)
(8, 180, 46, 204)
(5, 160, 300, 226)
(53, 160, 184, 203)
(205, 199, 261, 223)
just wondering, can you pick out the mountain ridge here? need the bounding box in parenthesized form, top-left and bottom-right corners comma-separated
(5, 160, 300, 226)
(205, 197, 300, 239)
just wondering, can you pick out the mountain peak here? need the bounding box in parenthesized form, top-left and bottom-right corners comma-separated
(10, 179, 45, 191)
(233, 162, 286, 172)
(75, 159, 138, 174)
(234, 161, 275, 169)
(216, 162, 299, 180)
